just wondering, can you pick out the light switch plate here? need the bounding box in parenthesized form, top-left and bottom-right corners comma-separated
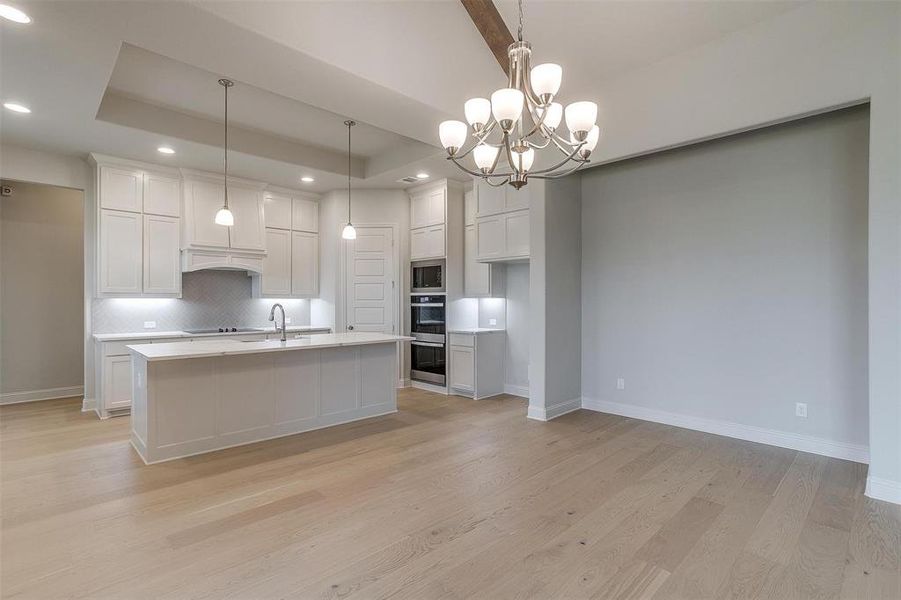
(489, 318, 497, 326)
(143, 321, 157, 329)
(616, 378, 625, 390)
(796, 403, 808, 418)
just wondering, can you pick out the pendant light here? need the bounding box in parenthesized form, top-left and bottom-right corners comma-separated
(214, 78, 235, 227)
(341, 119, 357, 240)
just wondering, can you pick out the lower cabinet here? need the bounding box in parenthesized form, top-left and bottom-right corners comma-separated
(448, 331, 505, 399)
(103, 355, 133, 412)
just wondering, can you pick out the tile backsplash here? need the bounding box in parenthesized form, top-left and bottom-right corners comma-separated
(92, 270, 312, 333)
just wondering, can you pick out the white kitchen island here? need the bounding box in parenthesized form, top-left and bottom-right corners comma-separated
(127, 332, 410, 464)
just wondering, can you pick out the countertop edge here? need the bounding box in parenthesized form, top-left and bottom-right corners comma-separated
(128, 335, 413, 361)
(94, 326, 332, 342)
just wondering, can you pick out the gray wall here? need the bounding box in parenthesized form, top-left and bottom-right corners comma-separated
(91, 270, 312, 333)
(504, 264, 530, 392)
(580, 106, 869, 446)
(1, 180, 84, 396)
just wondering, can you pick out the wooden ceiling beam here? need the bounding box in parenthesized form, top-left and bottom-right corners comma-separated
(459, 0, 514, 76)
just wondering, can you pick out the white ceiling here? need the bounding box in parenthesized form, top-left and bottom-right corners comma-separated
(1, 0, 804, 194)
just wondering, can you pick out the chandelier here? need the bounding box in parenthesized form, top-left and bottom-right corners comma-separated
(438, 0, 598, 189)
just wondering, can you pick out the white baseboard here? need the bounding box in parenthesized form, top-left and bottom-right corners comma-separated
(866, 476, 901, 505)
(82, 397, 97, 413)
(504, 384, 529, 398)
(397, 378, 410, 389)
(411, 380, 448, 395)
(581, 397, 869, 464)
(528, 397, 582, 422)
(0, 386, 84, 405)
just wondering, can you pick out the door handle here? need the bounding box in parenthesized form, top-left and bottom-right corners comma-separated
(348, 325, 354, 331)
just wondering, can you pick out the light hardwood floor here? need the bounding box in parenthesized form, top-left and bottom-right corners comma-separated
(1, 389, 899, 599)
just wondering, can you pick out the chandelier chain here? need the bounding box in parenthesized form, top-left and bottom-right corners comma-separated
(517, 0, 523, 42)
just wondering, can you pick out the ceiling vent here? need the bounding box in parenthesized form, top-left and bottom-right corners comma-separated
(397, 176, 420, 184)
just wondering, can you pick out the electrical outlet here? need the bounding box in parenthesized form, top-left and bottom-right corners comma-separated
(143, 321, 157, 329)
(616, 378, 625, 390)
(285, 316, 292, 324)
(489, 318, 497, 326)
(796, 403, 808, 418)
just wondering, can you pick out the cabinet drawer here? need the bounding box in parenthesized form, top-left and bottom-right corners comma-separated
(102, 340, 143, 357)
(449, 333, 475, 348)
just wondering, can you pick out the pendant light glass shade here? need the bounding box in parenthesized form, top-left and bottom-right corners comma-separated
(464, 98, 491, 128)
(565, 101, 598, 136)
(530, 63, 562, 97)
(491, 88, 524, 126)
(342, 223, 357, 240)
(514, 147, 535, 172)
(214, 207, 234, 226)
(473, 144, 499, 171)
(537, 102, 563, 130)
(439, 120, 467, 153)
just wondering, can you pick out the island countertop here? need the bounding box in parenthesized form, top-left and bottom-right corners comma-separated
(128, 332, 412, 361)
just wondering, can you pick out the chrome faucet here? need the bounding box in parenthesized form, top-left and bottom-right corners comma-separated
(268, 303, 287, 342)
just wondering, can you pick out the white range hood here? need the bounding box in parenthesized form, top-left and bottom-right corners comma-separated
(181, 249, 263, 274)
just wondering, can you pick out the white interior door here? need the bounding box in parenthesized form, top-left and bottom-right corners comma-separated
(345, 227, 395, 333)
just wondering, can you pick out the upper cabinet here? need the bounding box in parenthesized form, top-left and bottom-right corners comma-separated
(411, 186, 446, 229)
(472, 179, 531, 263)
(255, 187, 321, 298)
(92, 155, 182, 297)
(227, 186, 266, 252)
(183, 179, 230, 249)
(100, 166, 143, 213)
(182, 172, 265, 253)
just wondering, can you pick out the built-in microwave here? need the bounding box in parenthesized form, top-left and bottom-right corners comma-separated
(411, 260, 445, 293)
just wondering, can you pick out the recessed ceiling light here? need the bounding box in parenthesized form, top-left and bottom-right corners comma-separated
(301, 176, 314, 183)
(157, 146, 175, 155)
(0, 4, 31, 24)
(3, 102, 30, 113)
(416, 173, 429, 179)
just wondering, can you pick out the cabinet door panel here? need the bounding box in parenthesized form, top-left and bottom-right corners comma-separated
(99, 209, 142, 294)
(291, 232, 319, 297)
(428, 188, 445, 225)
(505, 210, 530, 258)
(143, 173, 180, 217)
(464, 224, 490, 296)
(450, 346, 475, 392)
(410, 192, 430, 229)
(426, 225, 445, 258)
(261, 228, 292, 296)
(100, 166, 142, 212)
(475, 215, 504, 260)
(410, 227, 428, 260)
(505, 185, 530, 211)
(185, 180, 229, 248)
(263, 194, 292, 229)
(143, 215, 181, 295)
(475, 180, 505, 216)
(229, 187, 266, 251)
(292, 198, 319, 232)
(104, 355, 132, 410)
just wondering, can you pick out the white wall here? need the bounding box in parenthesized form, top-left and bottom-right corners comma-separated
(581, 107, 869, 456)
(0, 180, 84, 403)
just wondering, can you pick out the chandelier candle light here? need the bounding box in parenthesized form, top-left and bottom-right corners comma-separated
(439, 0, 598, 189)
(214, 78, 235, 227)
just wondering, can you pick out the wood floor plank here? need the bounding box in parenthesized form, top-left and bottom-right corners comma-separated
(1, 390, 898, 600)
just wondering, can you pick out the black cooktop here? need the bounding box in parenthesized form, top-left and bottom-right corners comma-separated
(183, 327, 264, 334)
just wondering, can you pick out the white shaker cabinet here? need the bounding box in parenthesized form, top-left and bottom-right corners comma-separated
(475, 209, 529, 262)
(410, 187, 445, 229)
(227, 186, 266, 251)
(99, 209, 143, 294)
(143, 215, 181, 295)
(263, 193, 292, 230)
(291, 231, 319, 297)
(142, 172, 181, 217)
(292, 197, 319, 233)
(260, 228, 292, 296)
(464, 224, 505, 297)
(100, 166, 143, 213)
(183, 179, 230, 249)
(411, 224, 445, 260)
(103, 355, 133, 412)
(448, 331, 505, 399)
(449, 345, 475, 392)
